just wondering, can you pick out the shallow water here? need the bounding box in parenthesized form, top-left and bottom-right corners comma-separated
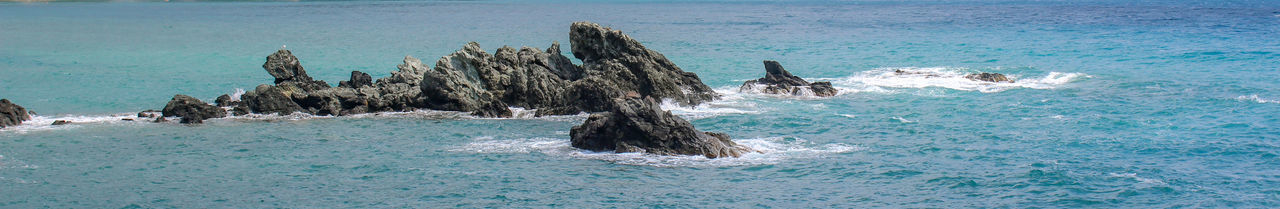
(2, 0, 1279, 207)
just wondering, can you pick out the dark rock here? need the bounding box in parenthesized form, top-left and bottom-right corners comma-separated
(569, 22, 719, 107)
(569, 95, 750, 158)
(419, 42, 512, 117)
(965, 72, 1013, 83)
(240, 84, 305, 116)
(51, 120, 71, 125)
(214, 94, 239, 107)
(138, 109, 161, 118)
(161, 94, 227, 124)
(0, 99, 31, 128)
(121, 118, 134, 121)
(263, 49, 330, 92)
(740, 60, 839, 97)
(809, 81, 838, 97)
(543, 42, 584, 81)
(338, 71, 373, 88)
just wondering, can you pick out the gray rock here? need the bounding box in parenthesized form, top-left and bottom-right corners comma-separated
(338, 71, 373, 88)
(965, 72, 1013, 83)
(239, 84, 305, 116)
(570, 95, 750, 158)
(0, 99, 31, 128)
(137, 109, 161, 118)
(161, 94, 227, 124)
(740, 60, 839, 97)
(569, 22, 719, 106)
(51, 120, 71, 125)
(263, 49, 313, 84)
(419, 42, 512, 117)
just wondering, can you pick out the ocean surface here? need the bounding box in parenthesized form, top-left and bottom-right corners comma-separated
(2, 0, 1279, 207)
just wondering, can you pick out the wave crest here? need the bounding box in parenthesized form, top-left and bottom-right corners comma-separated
(450, 137, 862, 167)
(829, 67, 1088, 93)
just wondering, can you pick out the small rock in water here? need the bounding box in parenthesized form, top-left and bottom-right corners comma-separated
(965, 72, 1013, 83)
(214, 94, 239, 107)
(161, 94, 227, 124)
(740, 60, 838, 97)
(51, 120, 71, 125)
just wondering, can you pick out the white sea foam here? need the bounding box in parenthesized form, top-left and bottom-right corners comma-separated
(659, 92, 760, 119)
(889, 116, 915, 123)
(1236, 95, 1279, 104)
(451, 137, 863, 167)
(229, 88, 245, 102)
(0, 113, 152, 134)
(831, 67, 1089, 93)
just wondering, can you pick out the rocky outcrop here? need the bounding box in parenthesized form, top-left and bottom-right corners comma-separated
(569, 22, 719, 107)
(197, 21, 720, 119)
(161, 94, 227, 124)
(0, 99, 31, 128)
(965, 72, 1013, 83)
(740, 60, 838, 97)
(214, 94, 238, 107)
(570, 95, 750, 158)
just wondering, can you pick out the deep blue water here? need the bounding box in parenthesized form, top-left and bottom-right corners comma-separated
(2, 0, 1279, 208)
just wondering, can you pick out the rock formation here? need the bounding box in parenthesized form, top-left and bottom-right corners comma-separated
(0, 99, 31, 128)
(570, 95, 750, 158)
(965, 72, 1013, 83)
(161, 94, 227, 124)
(217, 21, 719, 118)
(740, 60, 838, 97)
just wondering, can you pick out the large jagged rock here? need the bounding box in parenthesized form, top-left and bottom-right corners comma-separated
(161, 94, 227, 124)
(570, 95, 750, 158)
(740, 60, 838, 97)
(568, 22, 719, 108)
(263, 49, 330, 92)
(0, 99, 31, 128)
(196, 21, 725, 119)
(965, 72, 1013, 83)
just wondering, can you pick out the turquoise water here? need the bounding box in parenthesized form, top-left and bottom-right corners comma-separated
(3, 0, 1280, 207)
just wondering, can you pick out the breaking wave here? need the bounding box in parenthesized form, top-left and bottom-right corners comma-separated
(450, 136, 863, 167)
(1236, 95, 1280, 104)
(828, 67, 1089, 93)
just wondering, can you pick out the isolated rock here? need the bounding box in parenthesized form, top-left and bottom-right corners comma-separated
(740, 60, 838, 97)
(51, 120, 71, 125)
(137, 109, 161, 118)
(161, 94, 227, 124)
(570, 95, 750, 158)
(0, 99, 31, 128)
(965, 72, 1013, 83)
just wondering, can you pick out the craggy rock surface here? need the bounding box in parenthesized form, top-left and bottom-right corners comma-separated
(0, 99, 31, 128)
(740, 60, 838, 97)
(965, 72, 1014, 83)
(162, 94, 227, 124)
(570, 95, 750, 158)
(222, 21, 718, 118)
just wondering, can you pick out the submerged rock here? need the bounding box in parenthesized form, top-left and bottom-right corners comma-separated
(0, 99, 31, 128)
(161, 94, 227, 124)
(740, 60, 838, 97)
(965, 72, 1013, 83)
(51, 120, 71, 125)
(570, 95, 750, 158)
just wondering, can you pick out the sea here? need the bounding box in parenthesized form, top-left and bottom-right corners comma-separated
(2, 0, 1279, 208)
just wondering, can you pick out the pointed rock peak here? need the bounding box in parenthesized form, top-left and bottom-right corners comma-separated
(403, 55, 422, 65)
(763, 60, 798, 79)
(546, 41, 562, 54)
(263, 49, 312, 84)
(569, 21, 648, 62)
